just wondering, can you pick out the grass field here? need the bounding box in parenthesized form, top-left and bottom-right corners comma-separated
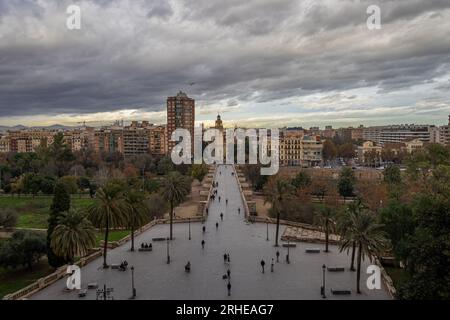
(95, 229, 131, 246)
(0, 197, 94, 229)
(0, 260, 54, 299)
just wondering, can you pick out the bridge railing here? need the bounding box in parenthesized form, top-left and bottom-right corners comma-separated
(232, 165, 251, 219)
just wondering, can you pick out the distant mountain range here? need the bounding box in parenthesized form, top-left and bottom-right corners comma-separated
(0, 124, 78, 133)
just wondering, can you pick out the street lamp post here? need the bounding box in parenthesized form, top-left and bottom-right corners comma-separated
(131, 266, 136, 299)
(188, 217, 191, 240)
(266, 220, 269, 241)
(166, 238, 171, 264)
(286, 240, 290, 264)
(321, 264, 326, 298)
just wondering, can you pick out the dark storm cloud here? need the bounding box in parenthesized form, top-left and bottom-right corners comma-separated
(0, 0, 449, 120)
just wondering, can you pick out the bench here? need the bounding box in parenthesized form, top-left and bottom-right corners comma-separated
(331, 289, 351, 295)
(78, 289, 88, 297)
(152, 237, 166, 242)
(138, 248, 153, 252)
(111, 264, 120, 269)
(282, 243, 297, 248)
(327, 267, 345, 272)
(87, 283, 98, 289)
(305, 249, 321, 253)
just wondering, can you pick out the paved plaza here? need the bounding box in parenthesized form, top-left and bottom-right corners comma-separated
(30, 165, 390, 300)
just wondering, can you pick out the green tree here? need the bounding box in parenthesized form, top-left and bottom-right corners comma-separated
(161, 172, 191, 240)
(22, 173, 42, 197)
(124, 190, 149, 251)
(291, 171, 312, 189)
(264, 175, 295, 247)
(191, 164, 209, 182)
(47, 181, 71, 268)
(397, 193, 450, 300)
(383, 164, 401, 185)
(339, 210, 386, 293)
(314, 205, 335, 252)
(50, 133, 75, 177)
(88, 182, 128, 268)
(0, 230, 46, 270)
(379, 200, 415, 262)
(337, 198, 366, 271)
(338, 167, 355, 200)
(0, 208, 18, 230)
(322, 139, 338, 162)
(50, 210, 96, 264)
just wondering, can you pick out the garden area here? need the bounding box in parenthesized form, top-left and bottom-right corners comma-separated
(0, 196, 94, 229)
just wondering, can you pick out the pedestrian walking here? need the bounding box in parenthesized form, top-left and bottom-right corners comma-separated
(201, 240, 205, 249)
(216, 222, 219, 229)
(261, 260, 266, 273)
(223, 253, 228, 263)
(226, 199, 228, 205)
(227, 254, 231, 263)
(271, 259, 274, 273)
(276, 251, 280, 263)
(202, 226, 206, 233)
(227, 269, 231, 279)
(227, 281, 231, 296)
(219, 196, 221, 202)
(238, 207, 240, 214)
(220, 213, 224, 221)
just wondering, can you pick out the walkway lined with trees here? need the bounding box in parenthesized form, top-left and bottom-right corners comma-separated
(29, 165, 390, 300)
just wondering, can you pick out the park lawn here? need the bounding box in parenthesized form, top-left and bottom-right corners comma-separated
(0, 197, 94, 229)
(95, 229, 131, 246)
(0, 260, 54, 299)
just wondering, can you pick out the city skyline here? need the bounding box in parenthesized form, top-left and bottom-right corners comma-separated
(1, 1, 450, 128)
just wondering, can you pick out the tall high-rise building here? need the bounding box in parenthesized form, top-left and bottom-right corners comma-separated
(167, 91, 195, 153)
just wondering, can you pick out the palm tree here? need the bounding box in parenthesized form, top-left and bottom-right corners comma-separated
(124, 190, 149, 251)
(161, 171, 191, 240)
(337, 198, 365, 271)
(314, 205, 335, 252)
(50, 209, 96, 264)
(339, 210, 386, 293)
(264, 175, 294, 247)
(88, 182, 128, 268)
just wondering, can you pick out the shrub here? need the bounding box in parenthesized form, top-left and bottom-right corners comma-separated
(0, 208, 18, 230)
(0, 230, 46, 270)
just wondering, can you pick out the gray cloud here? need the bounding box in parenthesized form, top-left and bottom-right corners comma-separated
(0, 0, 449, 125)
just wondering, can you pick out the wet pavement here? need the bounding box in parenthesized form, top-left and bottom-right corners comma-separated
(30, 165, 390, 300)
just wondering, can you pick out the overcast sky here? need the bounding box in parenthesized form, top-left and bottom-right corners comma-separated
(0, 0, 450, 128)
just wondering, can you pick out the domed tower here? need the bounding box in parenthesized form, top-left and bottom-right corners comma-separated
(215, 114, 224, 130)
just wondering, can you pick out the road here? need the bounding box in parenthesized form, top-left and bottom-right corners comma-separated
(29, 165, 390, 300)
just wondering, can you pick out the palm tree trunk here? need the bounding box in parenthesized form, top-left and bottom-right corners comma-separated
(131, 220, 135, 252)
(169, 200, 174, 240)
(350, 241, 356, 271)
(356, 242, 362, 293)
(275, 207, 280, 247)
(103, 217, 109, 268)
(325, 220, 329, 252)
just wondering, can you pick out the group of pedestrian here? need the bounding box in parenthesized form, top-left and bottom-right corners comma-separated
(260, 256, 277, 274)
(222, 253, 232, 296)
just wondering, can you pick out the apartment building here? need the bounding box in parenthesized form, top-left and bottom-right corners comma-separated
(0, 136, 10, 153)
(363, 125, 432, 144)
(167, 91, 195, 154)
(279, 132, 323, 167)
(6, 130, 56, 153)
(148, 125, 167, 156)
(404, 138, 424, 153)
(357, 141, 382, 165)
(438, 116, 450, 146)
